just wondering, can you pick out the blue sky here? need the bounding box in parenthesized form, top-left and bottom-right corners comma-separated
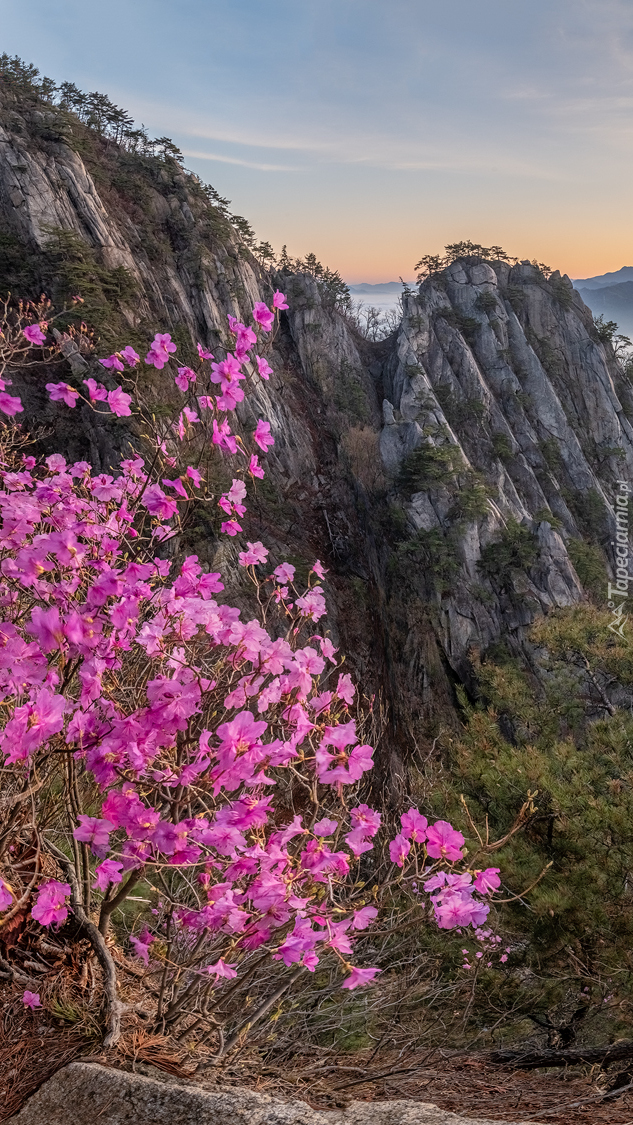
(2, 0, 633, 279)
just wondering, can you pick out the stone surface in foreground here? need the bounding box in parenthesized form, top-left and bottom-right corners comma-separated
(8, 1061, 543, 1125)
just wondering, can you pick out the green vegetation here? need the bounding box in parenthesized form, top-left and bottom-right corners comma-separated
(567, 538, 607, 602)
(478, 518, 539, 588)
(475, 290, 497, 313)
(395, 528, 460, 592)
(434, 605, 633, 1038)
(433, 384, 486, 426)
(492, 432, 513, 462)
(397, 439, 463, 493)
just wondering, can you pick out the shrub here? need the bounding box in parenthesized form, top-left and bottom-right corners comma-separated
(398, 439, 463, 493)
(479, 519, 539, 588)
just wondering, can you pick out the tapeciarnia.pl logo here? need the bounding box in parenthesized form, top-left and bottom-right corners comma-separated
(607, 480, 631, 637)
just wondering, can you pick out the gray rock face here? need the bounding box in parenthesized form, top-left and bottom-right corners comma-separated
(8, 1062, 542, 1125)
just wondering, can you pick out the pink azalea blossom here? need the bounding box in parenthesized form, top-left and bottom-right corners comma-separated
(312, 560, 327, 580)
(145, 333, 177, 369)
(73, 814, 114, 858)
(273, 290, 289, 310)
(389, 833, 411, 868)
(99, 354, 125, 373)
(351, 905, 378, 930)
(255, 355, 273, 380)
(248, 454, 265, 479)
(130, 928, 154, 965)
(92, 859, 124, 892)
(401, 808, 428, 843)
(107, 387, 132, 416)
(295, 589, 327, 622)
(426, 820, 465, 863)
(84, 378, 108, 402)
(313, 817, 338, 836)
(22, 990, 41, 1008)
(274, 562, 295, 584)
(197, 342, 214, 360)
(186, 466, 203, 488)
(143, 484, 179, 520)
(46, 382, 79, 408)
(253, 419, 274, 451)
(341, 966, 381, 989)
(252, 302, 274, 332)
(220, 519, 242, 536)
(0, 392, 23, 416)
(120, 345, 140, 367)
(238, 541, 269, 567)
(201, 958, 238, 979)
(0, 877, 13, 911)
(337, 673, 355, 705)
(473, 867, 501, 894)
(23, 324, 47, 346)
(175, 366, 196, 392)
(31, 880, 71, 928)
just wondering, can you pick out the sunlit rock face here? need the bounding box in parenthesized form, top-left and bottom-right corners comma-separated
(1, 100, 630, 782)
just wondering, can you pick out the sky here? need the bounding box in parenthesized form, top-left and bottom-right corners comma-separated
(2, 0, 633, 281)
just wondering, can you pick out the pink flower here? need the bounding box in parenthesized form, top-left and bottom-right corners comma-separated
(201, 958, 238, 979)
(295, 589, 327, 622)
(84, 378, 108, 402)
(73, 815, 114, 858)
(253, 419, 274, 451)
(252, 302, 274, 332)
(274, 562, 295, 584)
(0, 392, 23, 416)
(46, 382, 79, 408)
(248, 454, 264, 479)
(22, 991, 41, 1009)
(238, 541, 269, 567)
(107, 387, 132, 416)
(23, 324, 47, 346)
(212, 418, 238, 454)
(426, 821, 465, 863)
(175, 366, 196, 392)
(145, 333, 177, 369)
(99, 354, 125, 373)
(255, 355, 273, 380)
(186, 466, 203, 488)
(197, 342, 214, 360)
(314, 817, 338, 836)
(0, 877, 13, 911)
(389, 833, 411, 868)
(337, 673, 355, 705)
(401, 808, 428, 843)
(92, 860, 124, 892)
(130, 928, 154, 965)
(473, 867, 501, 895)
(31, 880, 71, 928)
(220, 519, 242, 536)
(500, 954, 508, 963)
(341, 966, 381, 990)
(351, 905, 378, 930)
(120, 345, 140, 367)
(312, 559, 328, 580)
(143, 484, 179, 520)
(273, 290, 289, 310)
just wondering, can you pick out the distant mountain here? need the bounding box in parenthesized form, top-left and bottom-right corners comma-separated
(576, 281, 633, 338)
(572, 266, 633, 290)
(348, 281, 410, 294)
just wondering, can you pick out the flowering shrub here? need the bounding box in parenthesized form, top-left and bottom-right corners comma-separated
(0, 294, 505, 1052)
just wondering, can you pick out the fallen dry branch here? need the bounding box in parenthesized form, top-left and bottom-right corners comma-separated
(487, 1039, 633, 1069)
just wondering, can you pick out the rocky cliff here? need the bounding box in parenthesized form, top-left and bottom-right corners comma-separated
(1, 78, 631, 793)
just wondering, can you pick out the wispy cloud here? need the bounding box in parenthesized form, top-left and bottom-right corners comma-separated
(182, 149, 303, 172)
